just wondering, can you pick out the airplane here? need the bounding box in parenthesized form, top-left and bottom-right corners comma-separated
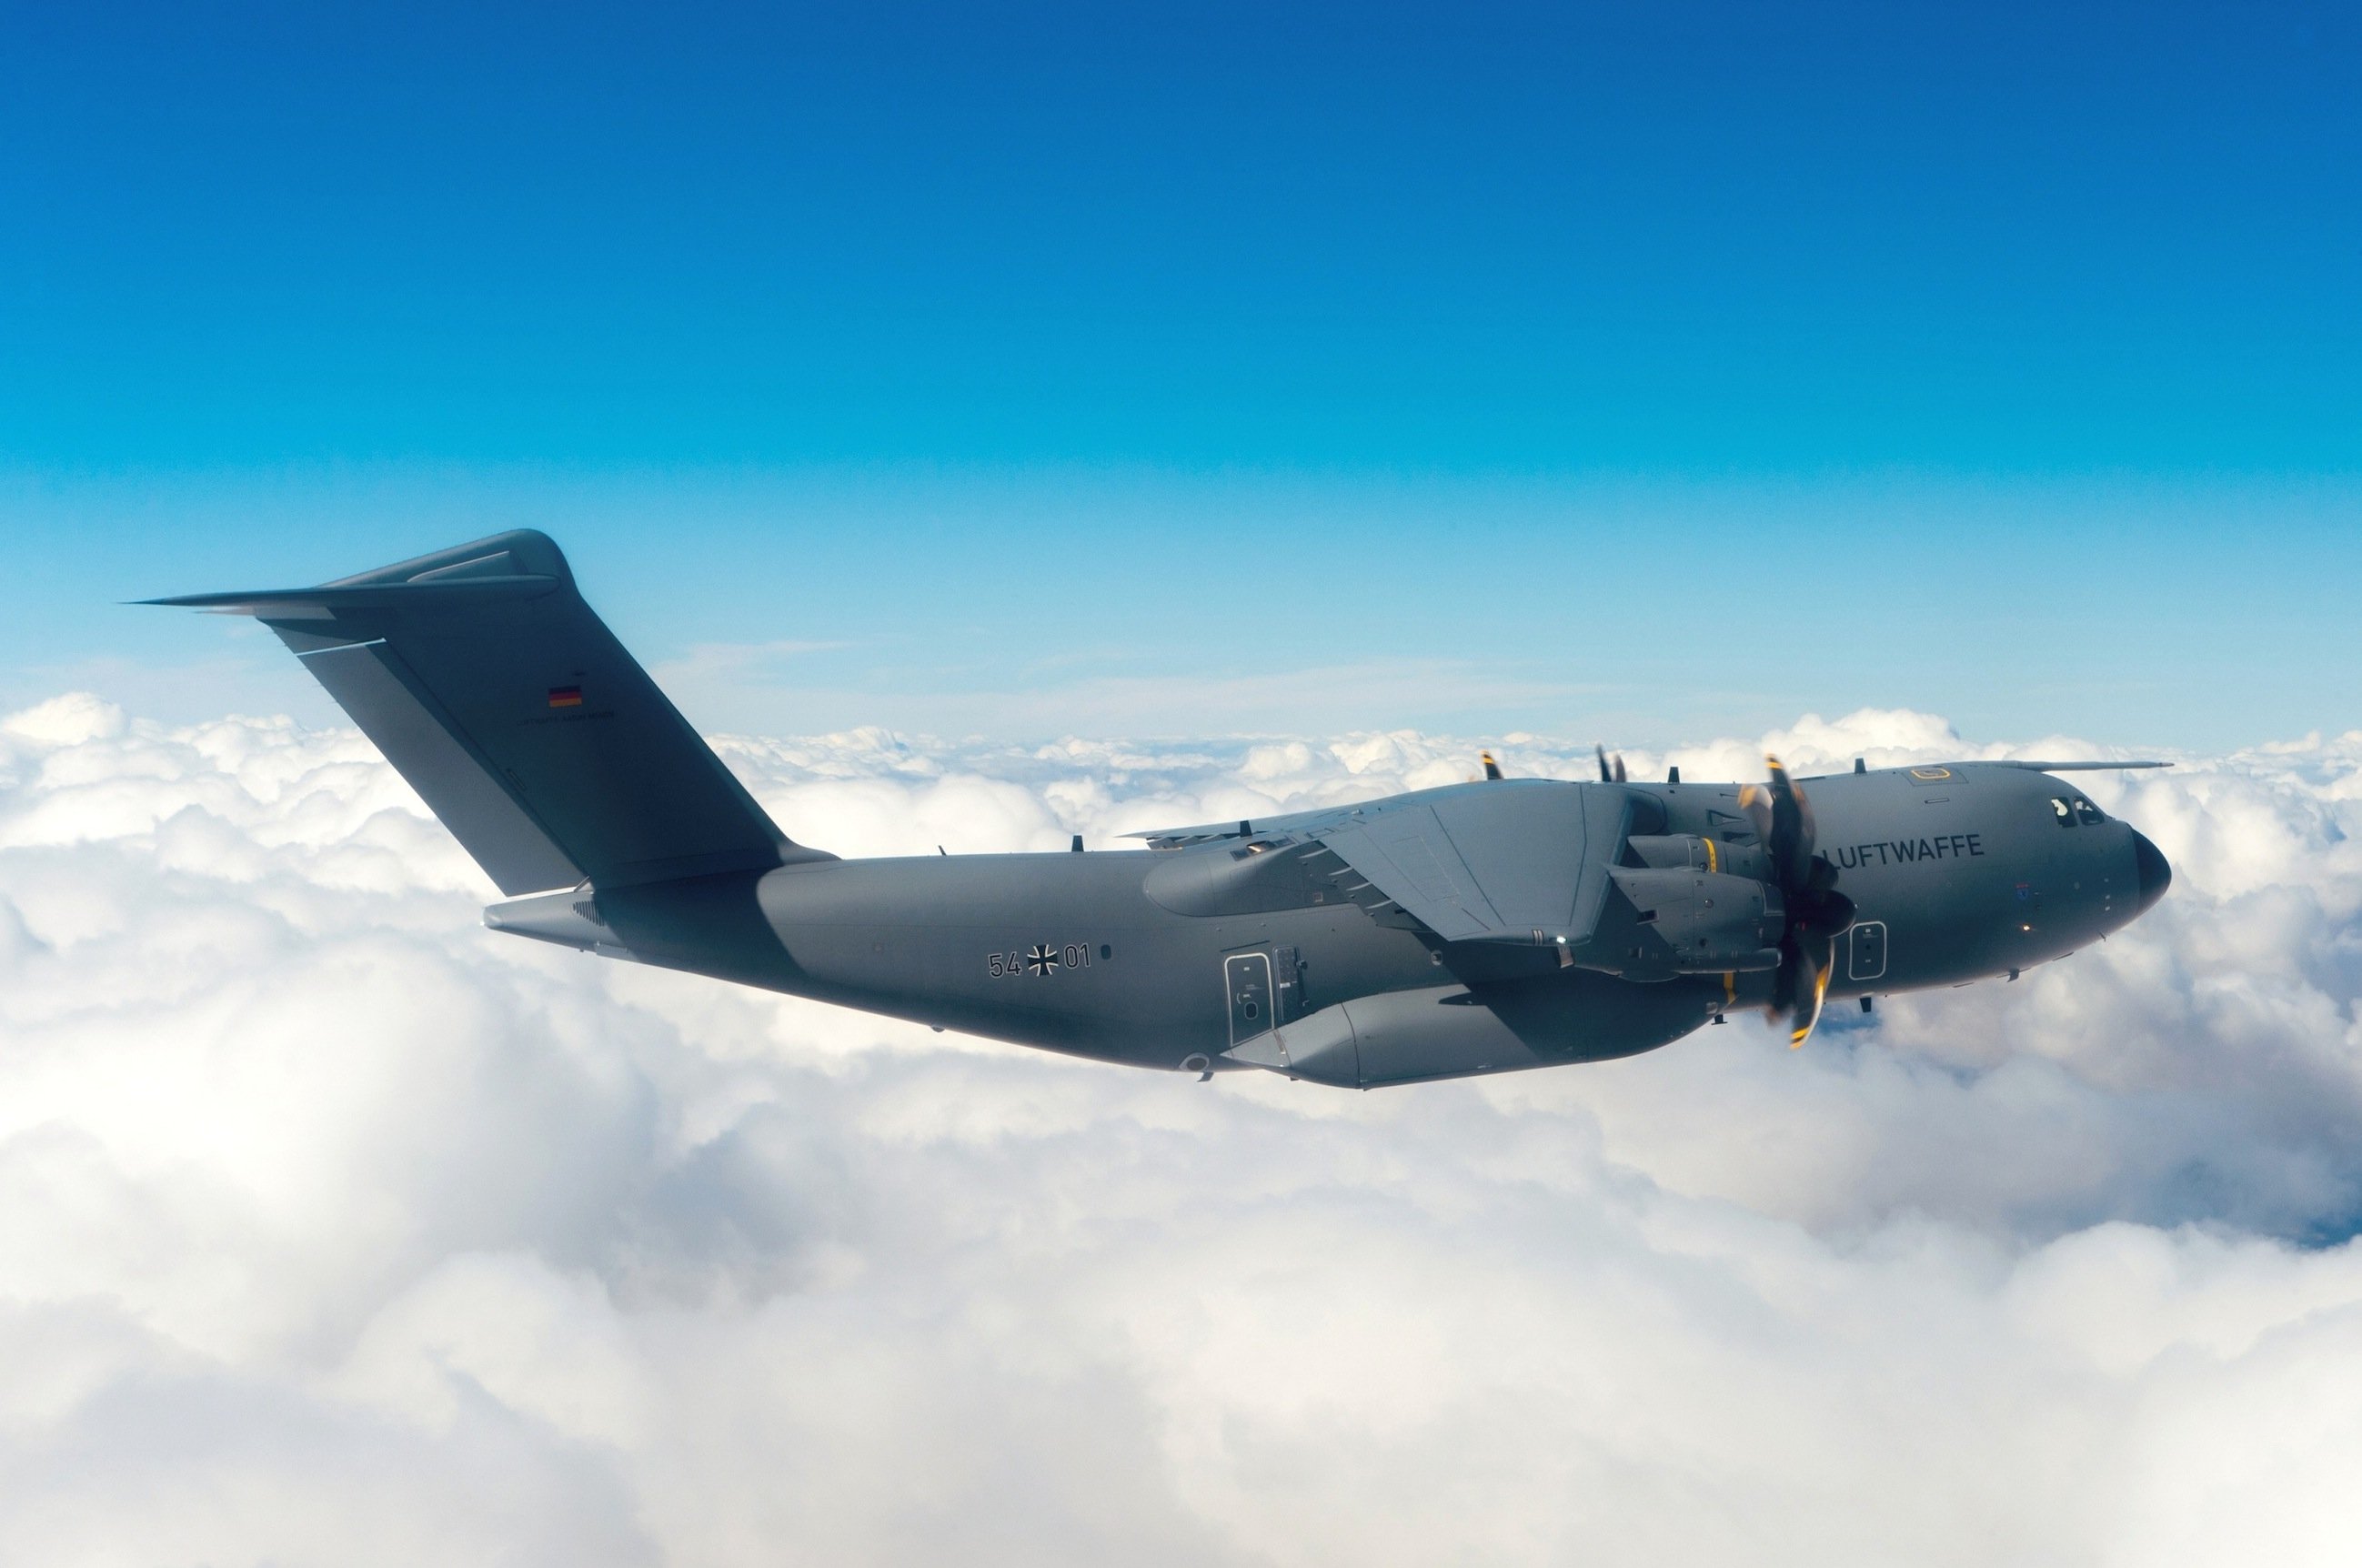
(151, 530, 2174, 1090)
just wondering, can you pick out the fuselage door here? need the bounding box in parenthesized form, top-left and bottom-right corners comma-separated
(1225, 951, 1274, 1045)
(1848, 920, 1888, 982)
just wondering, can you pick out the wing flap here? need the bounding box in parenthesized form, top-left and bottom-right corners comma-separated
(1314, 806, 1503, 940)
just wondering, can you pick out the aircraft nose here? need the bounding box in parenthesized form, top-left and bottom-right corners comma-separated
(2130, 829, 2172, 914)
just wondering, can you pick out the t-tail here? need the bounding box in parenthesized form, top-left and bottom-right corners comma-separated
(146, 530, 833, 912)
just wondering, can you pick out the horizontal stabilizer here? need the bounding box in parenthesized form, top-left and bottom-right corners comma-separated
(150, 530, 829, 894)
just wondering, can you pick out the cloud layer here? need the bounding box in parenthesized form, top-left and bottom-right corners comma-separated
(3, 693, 2361, 1565)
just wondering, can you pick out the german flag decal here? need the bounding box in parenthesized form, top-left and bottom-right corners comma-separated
(547, 685, 584, 709)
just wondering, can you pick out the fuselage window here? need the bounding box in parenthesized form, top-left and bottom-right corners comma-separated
(2051, 797, 2075, 827)
(2073, 797, 2106, 826)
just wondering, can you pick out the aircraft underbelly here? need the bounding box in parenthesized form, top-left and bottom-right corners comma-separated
(1233, 971, 1723, 1088)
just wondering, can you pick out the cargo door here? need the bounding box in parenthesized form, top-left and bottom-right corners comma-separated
(1225, 951, 1274, 1046)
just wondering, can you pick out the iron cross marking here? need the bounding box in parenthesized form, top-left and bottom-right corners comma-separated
(1025, 943, 1060, 977)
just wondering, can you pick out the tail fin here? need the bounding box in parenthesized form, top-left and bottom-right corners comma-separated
(149, 530, 829, 894)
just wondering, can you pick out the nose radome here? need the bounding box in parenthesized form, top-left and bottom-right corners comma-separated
(2131, 829, 2172, 914)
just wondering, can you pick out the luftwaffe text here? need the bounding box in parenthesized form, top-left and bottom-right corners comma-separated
(1828, 834, 1985, 869)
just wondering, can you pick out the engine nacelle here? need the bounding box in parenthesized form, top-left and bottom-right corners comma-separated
(1623, 832, 1772, 883)
(1591, 866, 1784, 979)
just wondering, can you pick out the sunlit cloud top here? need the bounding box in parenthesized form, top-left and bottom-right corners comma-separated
(4, 689, 2362, 1563)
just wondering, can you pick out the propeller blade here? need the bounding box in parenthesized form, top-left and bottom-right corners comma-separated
(1737, 781, 1774, 845)
(1768, 935, 1799, 1017)
(1785, 935, 1834, 1049)
(1613, 753, 1627, 783)
(1764, 756, 1814, 887)
(1481, 751, 1504, 781)
(1596, 745, 1613, 783)
(1744, 758, 1852, 1050)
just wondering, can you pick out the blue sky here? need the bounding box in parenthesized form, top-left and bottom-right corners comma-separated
(4, 2, 2356, 749)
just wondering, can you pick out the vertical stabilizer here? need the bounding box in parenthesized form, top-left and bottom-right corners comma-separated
(149, 530, 830, 893)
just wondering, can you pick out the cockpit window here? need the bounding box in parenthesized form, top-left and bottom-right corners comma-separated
(2073, 797, 2106, 826)
(2051, 797, 2075, 827)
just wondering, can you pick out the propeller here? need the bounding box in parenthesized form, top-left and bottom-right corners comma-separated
(1595, 745, 1627, 784)
(1481, 750, 1504, 781)
(1736, 755, 1856, 1049)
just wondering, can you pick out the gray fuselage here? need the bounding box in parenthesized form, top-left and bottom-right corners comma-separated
(157, 528, 2176, 1091)
(494, 760, 2169, 1089)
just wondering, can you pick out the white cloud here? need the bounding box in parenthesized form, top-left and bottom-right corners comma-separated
(3, 696, 2361, 1564)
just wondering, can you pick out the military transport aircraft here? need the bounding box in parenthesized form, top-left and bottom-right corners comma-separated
(153, 531, 2173, 1089)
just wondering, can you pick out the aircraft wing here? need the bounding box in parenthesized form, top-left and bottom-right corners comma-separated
(1130, 803, 1367, 850)
(1133, 780, 1633, 946)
